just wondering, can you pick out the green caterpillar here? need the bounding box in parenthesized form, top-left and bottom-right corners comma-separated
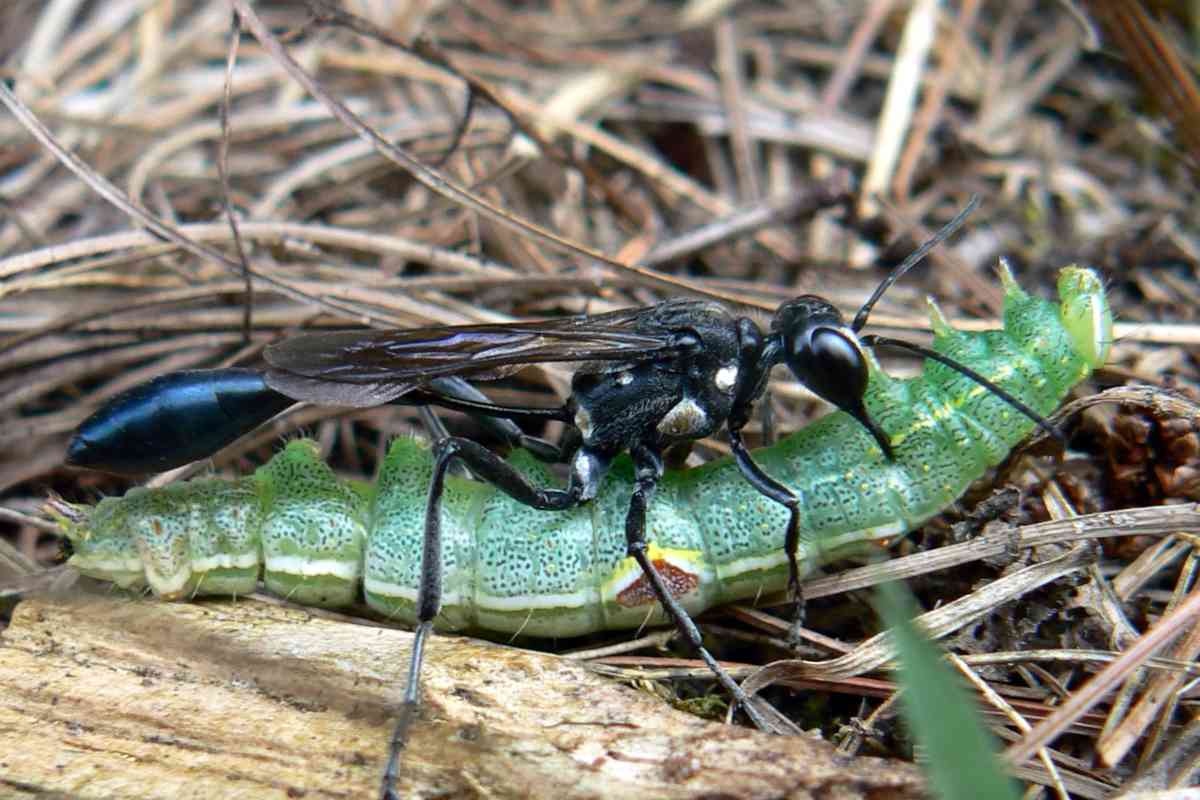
(53, 265, 1111, 637)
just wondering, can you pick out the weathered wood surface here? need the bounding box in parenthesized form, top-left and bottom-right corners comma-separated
(1, 594, 925, 799)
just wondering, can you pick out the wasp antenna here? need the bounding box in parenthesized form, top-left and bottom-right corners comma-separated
(851, 195, 981, 333)
(860, 333, 1067, 447)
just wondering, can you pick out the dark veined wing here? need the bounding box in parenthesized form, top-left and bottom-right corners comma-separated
(262, 306, 681, 407)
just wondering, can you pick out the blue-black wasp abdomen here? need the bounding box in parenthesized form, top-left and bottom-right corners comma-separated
(67, 368, 293, 474)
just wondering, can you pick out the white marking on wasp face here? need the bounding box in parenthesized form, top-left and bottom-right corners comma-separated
(657, 396, 707, 437)
(574, 407, 594, 441)
(616, 371, 634, 386)
(714, 363, 738, 392)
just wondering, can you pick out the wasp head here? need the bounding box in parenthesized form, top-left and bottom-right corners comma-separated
(769, 296, 893, 459)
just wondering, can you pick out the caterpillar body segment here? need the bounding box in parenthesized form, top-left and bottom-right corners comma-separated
(55, 266, 1111, 638)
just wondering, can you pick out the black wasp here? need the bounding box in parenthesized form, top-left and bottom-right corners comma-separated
(66, 199, 1054, 796)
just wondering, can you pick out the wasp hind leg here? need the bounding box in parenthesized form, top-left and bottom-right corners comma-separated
(421, 376, 577, 463)
(380, 434, 587, 800)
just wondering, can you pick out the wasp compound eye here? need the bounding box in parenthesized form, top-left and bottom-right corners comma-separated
(810, 328, 865, 381)
(785, 327, 869, 412)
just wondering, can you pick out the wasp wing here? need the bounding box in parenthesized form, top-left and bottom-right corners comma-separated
(262, 307, 681, 407)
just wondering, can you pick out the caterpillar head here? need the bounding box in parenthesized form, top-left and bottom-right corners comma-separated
(1057, 266, 1112, 369)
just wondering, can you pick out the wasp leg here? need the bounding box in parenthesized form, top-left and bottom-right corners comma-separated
(726, 428, 807, 647)
(415, 405, 452, 442)
(381, 435, 589, 800)
(625, 445, 770, 730)
(419, 376, 574, 462)
(724, 321, 807, 645)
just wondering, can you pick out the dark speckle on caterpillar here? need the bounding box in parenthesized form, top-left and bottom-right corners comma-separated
(51, 264, 1111, 637)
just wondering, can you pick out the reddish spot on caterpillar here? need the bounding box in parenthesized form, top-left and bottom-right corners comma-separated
(616, 559, 700, 607)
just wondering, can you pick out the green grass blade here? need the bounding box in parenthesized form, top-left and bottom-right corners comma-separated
(875, 580, 1020, 800)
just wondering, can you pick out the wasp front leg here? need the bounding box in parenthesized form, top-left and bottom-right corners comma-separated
(623, 444, 771, 730)
(725, 319, 809, 645)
